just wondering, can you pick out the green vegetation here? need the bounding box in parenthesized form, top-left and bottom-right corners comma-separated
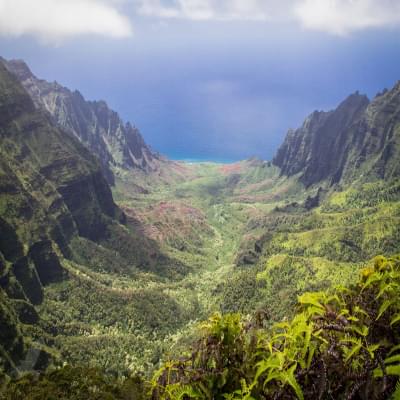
(151, 254, 400, 399)
(2, 254, 399, 399)
(10, 160, 399, 379)
(1, 365, 147, 400)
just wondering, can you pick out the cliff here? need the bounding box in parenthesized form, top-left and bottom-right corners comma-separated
(273, 84, 400, 186)
(2, 58, 163, 184)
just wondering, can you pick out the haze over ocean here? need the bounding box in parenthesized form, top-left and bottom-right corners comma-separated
(1, 1, 400, 161)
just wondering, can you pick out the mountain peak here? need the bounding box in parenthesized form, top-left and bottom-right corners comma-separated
(338, 91, 369, 110)
(2, 58, 34, 81)
(272, 83, 400, 187)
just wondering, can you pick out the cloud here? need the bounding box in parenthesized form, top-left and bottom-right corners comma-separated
(1, 0, 399, 43)
(137, 0, 272, 21)
(0, 0, 133, 42)
(295, 0, 400, 35)
(137, 0, 400, 35)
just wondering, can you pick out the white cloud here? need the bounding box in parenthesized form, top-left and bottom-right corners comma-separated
(0, 0, 133, 42)
(295, 0, 400, 35)
(1, 0, 399, 42)
(137, 0, 271, 21)
(137, 0, 400, 35)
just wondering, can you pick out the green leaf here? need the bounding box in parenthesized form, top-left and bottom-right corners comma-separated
(385, 355, 400, 365)
(281, 364, 304, 400)
(362, 272, 383, 291)
(305, 305, 326, 317)
(306, 342, 316, 370)
(374, 365, 400, 378)
(338, 308, 350, 316)
(391, 314, 400, 326)
(376, 282, 399, 299)
(376, 299, 395, 320)
(344, 341, 362, 363)
(255, 358, 280, 382)
(349, 324, 369, 337)
(389, 345, 400, 356)
(298, 293, 325, 310)
(168, 384, 201, 399)
(299, 321, 313, 369)
(386, 365, 400, 376)
(354, 305, 369, 318)
(391, 380, 400, 400)
(366, 344, 380, 359)
(262, 370, 281, 389)
(327, 294, 342, 306)
(341, 337, 362, 345)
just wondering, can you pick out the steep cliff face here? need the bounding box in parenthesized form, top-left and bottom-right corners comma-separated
(2, 58, 162, 184)
(357, 83, 400, 181)
(273, 84, 400, 186)
(0, 64, 121, 237)
(0, 62, 189, 372)
(273, 93, 370, 186)
(0, 63, 124, 370)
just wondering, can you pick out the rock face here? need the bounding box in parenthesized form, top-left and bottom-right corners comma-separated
(0, 62, 123, 371)
(273, 85, 400, 186)
(2, 58, 163, 184)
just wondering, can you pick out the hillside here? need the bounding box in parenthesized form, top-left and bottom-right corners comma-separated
(0, 59, 399, 399)
(0, 62, 184, 375)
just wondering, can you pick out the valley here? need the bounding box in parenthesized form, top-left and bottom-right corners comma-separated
(0, 58, 399, 399)
(32, 158, 400, 377)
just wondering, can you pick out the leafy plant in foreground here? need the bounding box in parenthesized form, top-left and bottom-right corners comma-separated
(152, 254, 400, 399)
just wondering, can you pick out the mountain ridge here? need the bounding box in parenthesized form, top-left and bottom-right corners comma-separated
(0, 61, 121, 371)
(0, 61, 182, 374)
(273, 84, 400, 187)
(1, 58, 166, 184)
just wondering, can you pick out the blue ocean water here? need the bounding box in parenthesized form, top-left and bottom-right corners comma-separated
(174, 158, 239, 164)
(169, 154, 240, 164)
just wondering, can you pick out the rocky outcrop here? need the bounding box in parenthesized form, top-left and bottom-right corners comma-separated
(2, 58, 163, 184)
(273, 84, 400, 186)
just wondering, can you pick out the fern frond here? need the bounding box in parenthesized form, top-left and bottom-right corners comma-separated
(391, 380, 400, 400)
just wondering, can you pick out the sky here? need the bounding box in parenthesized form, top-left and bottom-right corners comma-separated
(0, 1, 400, 161)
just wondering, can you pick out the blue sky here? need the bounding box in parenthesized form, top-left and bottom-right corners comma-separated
(1, 1, 400, 161)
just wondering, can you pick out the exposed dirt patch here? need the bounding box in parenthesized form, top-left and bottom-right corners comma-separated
(122, 201, 214, 250)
